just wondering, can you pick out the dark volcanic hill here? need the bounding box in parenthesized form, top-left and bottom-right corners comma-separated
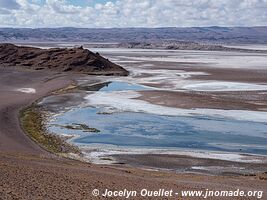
(0, 43, 128, 76)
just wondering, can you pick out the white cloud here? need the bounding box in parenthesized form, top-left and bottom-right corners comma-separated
(0, 0, 266, 27)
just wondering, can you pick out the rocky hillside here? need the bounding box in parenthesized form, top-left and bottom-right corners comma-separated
(0, 43, 128, 76)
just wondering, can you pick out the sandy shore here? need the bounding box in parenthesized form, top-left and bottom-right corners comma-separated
(114, 154, 267, 175)
(0, 67, 75, 155)
(0, 67, 267, 199)
(137, 90, 267, 111)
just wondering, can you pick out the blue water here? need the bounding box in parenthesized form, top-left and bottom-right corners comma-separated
(82, 81, 149, 92)
(49, 107, 267, 155)
(98, 81, 149, 92)
(47, 81, 267, 155)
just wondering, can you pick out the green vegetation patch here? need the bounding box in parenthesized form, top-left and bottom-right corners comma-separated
(56, 123, 100, 133)
(20, 106, 80, 154)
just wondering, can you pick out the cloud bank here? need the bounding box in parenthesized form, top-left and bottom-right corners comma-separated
(0, 0, 266, 27)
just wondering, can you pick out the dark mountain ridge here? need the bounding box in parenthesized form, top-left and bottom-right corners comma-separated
(0, 26, 267, 44)
(0, 43, 129, 76)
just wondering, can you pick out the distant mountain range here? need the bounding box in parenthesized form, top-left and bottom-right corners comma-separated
(0, 27, 267, 44)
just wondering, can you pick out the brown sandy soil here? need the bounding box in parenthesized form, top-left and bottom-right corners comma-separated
(0, 67, 266, 200)
(137, 90, 267, 111)
(189, 68, 267, 84)
(0, 67, 77, 155)
(130, 60, 267, 111)
(1, 152, 266, 200)
(114, 154, 267, 175)
(137, 61, 267, 84)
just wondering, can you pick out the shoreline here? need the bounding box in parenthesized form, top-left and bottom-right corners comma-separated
(1, 67, 267, 199)
(11, 66, 266, 175)
(0, 67, 78, 156)
(19, 105, 81, 155)
(38, 77, 267, 176)
(82, 146, 267, 176)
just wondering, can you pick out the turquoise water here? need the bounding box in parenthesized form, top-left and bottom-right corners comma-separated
(80, 81, 149, 92)
(98, 81, 149, 92)
(47, 81, 267, 155)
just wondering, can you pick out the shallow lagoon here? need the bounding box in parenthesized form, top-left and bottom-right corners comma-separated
(48, 81, 267, 156)
(97, 81, 150, 92)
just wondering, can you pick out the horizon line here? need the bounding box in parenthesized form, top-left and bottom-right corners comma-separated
(0, 26, 267, 29)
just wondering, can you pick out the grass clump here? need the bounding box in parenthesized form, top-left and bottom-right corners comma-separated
(20, 106, 80, 154)
(61, 123, 100, 133)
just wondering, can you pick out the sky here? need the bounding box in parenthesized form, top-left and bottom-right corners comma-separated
(0, 0, 266, 28)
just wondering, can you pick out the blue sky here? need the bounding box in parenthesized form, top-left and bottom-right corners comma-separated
(0, 0, 266, 28)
